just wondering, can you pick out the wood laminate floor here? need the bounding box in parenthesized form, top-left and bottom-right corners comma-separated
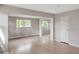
(8, 35, 79, 54)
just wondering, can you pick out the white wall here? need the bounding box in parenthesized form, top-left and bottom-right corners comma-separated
(8, 16, 39, 39)
(0, 13, 8, 47)
(69, 12, 79, 47)
(55, 9, 79, 47)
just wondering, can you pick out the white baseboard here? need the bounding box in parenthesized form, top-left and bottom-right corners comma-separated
(55, 39, 79, 48)
(69, 42, 79, 48)
(9, 34, 50, 40)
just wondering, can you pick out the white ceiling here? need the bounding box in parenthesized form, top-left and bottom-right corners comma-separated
(7, 4, 79, 14)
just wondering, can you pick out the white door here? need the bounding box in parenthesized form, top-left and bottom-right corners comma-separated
(60, 16, 69, 43)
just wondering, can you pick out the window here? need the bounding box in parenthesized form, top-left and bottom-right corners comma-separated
(25, 20, 31, 27)
(16, 19, 31, 28)
(42, 20, 48, 27)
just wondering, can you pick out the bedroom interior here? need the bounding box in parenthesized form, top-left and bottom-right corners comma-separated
(0, 4, 79, 53)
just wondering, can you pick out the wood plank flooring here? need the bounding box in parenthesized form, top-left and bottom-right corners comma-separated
(8, 35, 79, 54)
